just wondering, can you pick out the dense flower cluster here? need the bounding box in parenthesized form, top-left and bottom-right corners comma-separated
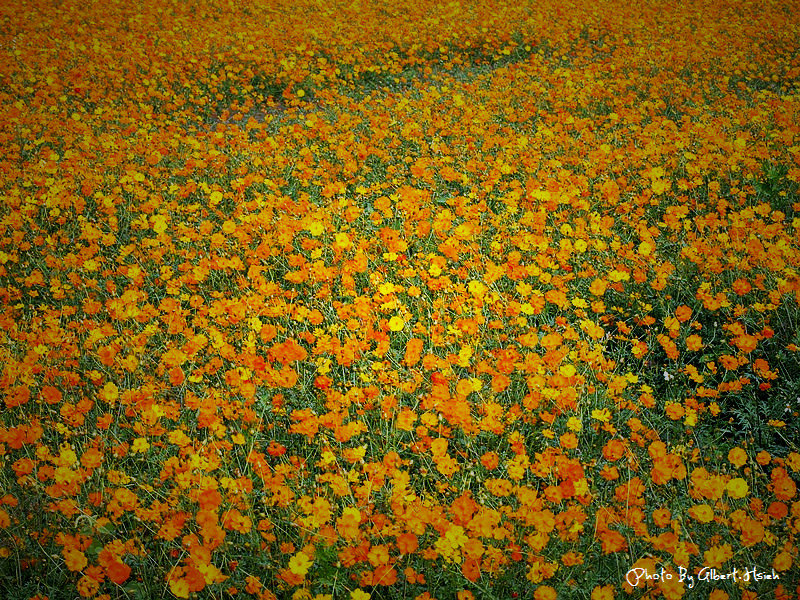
(1, 0, 800, 599)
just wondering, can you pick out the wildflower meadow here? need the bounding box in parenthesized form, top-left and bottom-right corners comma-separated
(2, 0, 800, 599)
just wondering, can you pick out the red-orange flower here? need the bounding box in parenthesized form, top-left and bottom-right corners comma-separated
(106, 559, 131, 584)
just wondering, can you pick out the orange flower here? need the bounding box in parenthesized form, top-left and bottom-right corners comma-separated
(739, 518, 764, 546)
(64, 548, 88, 572)
(773, 550, 792, 572)
(269, 339, 308, 365)
(491, 373, 511, 393)
(652, 507, 671, 528)
(197, 488, 222, 511)
(97, 344, 118, 366)
(767, 501, 788, 519)
(703, 544, 733, 569)
(485, 478, 513, 497)
(756, 450, 772, 466)
(732, 278, 752, 295)
(161, 348, 187, 368)
(337, 507, 361, 540)
(602, 439, 626, 461)
(657, 334, 680, 359)
(685, 334, 703, 351)
(77, 575, 100, 598)
(455, 379, 473, 397)
(675, 305, 693, 322)
(404, 338, 424, 366)
(12, 457, 35, 477)
(589, 278, 608, 296)
(41, 385, 63, 405)
(367, 544, 390, 567)
(727, 447, 747, 467)
(106, 559, 131, 584)
(169, 366, 185, 386)
(657, 568, 684, 600)
(599, 529, 627, 554)
(559, 432, 578, 449)
(184, 565, 206, 592)
(665, 402, 684, 420)
(733, 334, 758, 353)
(591, 585, 615, 600)
(771, 468, 797, 500)
(481, 452, 500, 470)
(396, 532, 418, 554)
(113, 488, 139, 510)
(534, 586, 557, 600)
(540, 333, 563, 350)
(462, 558, 481, 582)
(580, 319, 605, 340)
(395, 408, 417, 431)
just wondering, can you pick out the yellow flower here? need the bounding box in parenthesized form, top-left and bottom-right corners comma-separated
(99, 382, 119, 404)
(288, 552, 312, 577)
(559, 364, 576, 377)
(468, 280, 487, 297)
(334, 232, 351, 250)
(351, 590, 371, 600)
(367, 544, 390, 566)
(591, 408, 612, 423)
(131, 438, 150, 453)
(388, 316, 405, 332)
(152, 214, 168, 234)
(516, 282, 532, 296)
(726, 478, 749, 498)
(651, 179, 669, 195)
(445, 525, 468, 548)
(210, 190, 223, 205)
(169, 577, 190, 599)
(573, 478, 589, 496)
(688, 504, 714, 523)
(608, 270, 630, 282)
(457, 345, 473, 366)
(308, 221, 324, 236)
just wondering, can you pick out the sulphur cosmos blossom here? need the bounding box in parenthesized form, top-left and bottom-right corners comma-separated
(288, 552, 312, 576)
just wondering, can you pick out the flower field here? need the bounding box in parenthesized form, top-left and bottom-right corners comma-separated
(3, 0, 800, 598)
